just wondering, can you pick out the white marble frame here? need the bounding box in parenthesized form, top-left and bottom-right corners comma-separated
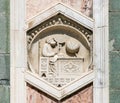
(26, 3, 93, 30)
(25, 71, 94, 100)
(10, 0, 27, 103)
(93, 0, 109, 103)
(10, 1, 109, 103)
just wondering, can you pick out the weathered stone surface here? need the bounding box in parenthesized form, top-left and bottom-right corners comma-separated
(26, 0, 93, 19)
(0, 54, 10, 80)
(27, 84, 57, 103)
(110, 90, 120, 103)
(0, 0, 10, 86)
(110, 72, 120, 90)
(0, 0, 9, 53)
(62, 84, 93, 103)
(109, 52, 120, 100)
(109, 12, 120, 51)
(110, 0, 120, 11)
(0, 0, 10, 102)
(109, 0, 120, 102)
(109, 52, 120, 73)
(0, 85, 10, 103)
(27, 84, 93, 103)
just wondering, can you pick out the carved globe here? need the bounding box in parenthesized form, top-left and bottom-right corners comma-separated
(66, 39, 80, 54)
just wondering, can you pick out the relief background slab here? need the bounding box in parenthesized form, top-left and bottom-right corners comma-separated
(26, 0, 93, 19)
(27, 83, 93, 103)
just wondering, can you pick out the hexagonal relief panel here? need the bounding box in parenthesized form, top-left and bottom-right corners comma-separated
(27, 11, 93, 99)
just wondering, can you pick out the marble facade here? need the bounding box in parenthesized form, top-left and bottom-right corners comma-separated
(10, 0, 109, 103)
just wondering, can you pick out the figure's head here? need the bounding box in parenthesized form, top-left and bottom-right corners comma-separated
(46, 38, 57, 48)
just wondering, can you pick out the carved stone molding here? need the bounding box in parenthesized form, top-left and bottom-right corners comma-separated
(27, 14, 92, 47)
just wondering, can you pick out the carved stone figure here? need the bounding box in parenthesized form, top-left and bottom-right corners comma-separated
(42, 38, 58, 75)
(42, 38, 58, 57)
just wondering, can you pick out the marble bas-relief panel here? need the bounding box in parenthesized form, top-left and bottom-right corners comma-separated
(27, 14, 93, 88)
(26, 0, 93, 19)
(27, 83, 93, 103)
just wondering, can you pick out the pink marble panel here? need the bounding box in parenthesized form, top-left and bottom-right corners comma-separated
(27, 84, 93, 103)
(27, 84, 57, 103)
(62, 84, 93, 103)
(26, 0, 93, 19)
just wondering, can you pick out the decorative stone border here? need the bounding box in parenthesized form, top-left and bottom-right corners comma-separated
(25, 70, 94, 100)
(27, 14, 92, 47)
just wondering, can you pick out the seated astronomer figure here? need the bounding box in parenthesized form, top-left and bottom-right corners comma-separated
(42, 38, 58, 57)
(42, 38, 58, 74)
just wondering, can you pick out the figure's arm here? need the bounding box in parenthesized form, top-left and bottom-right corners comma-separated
(42, 44, 56, 57)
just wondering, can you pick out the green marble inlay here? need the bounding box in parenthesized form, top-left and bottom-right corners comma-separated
(0, 54, 10, 80)
(110, 0, 120, 11)
(109, 52, 120, 89)
(0, 85, 10, 103)
(110, 90, 120, 103)
(0, 0, 9, 53)
(109, 12, 120, 51)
